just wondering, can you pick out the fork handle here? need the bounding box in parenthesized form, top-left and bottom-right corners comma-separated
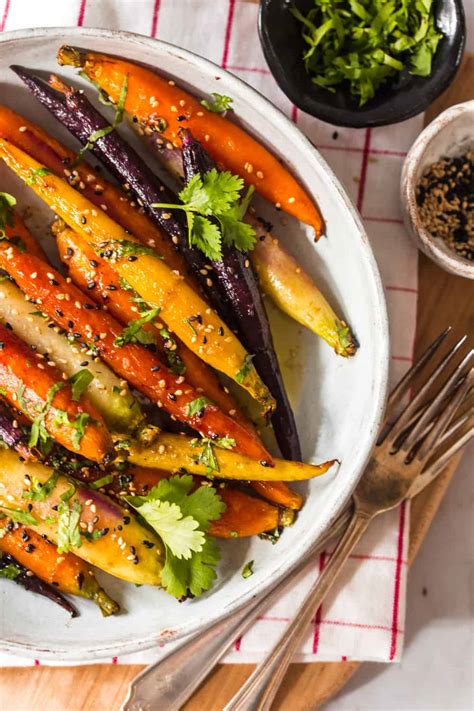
(224, 509, 373, 711)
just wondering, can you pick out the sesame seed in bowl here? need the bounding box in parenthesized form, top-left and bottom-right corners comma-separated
(401, 100, 474, 279)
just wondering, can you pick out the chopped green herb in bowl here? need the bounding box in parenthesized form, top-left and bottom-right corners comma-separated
(292, 0, 443, 106)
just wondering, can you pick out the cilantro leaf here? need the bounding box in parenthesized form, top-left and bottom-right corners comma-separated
(160, 535, 221, 598)
(56, 498, 82, 553)
(135, 499, 205, 560)
(0, 507, 39, 525)
(75, 73, 129, 164)
(152, 169, 255, 261)
(70, 413, 92, 450)
(242, 560, 254, 578)
(159, 328, 186, 375)
(126, 474, 225, 598)
(69, 369, 94, 401)
(187, 397, 211, 418)
(26, 167, 52, 186)
(0, 192, 16, 238)
(0, 562, 22, 580)
(22, 470, 59, 502)
(29, 381, 65, 449)
(201, 93, 234, 113)
(236, 353, 255, 384)
(90, 473, 114, 490)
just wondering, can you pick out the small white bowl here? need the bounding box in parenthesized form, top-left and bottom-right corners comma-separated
(401, 101, 474, 279)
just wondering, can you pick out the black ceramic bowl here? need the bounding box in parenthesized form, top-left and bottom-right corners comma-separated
(258, 0, 466, 127)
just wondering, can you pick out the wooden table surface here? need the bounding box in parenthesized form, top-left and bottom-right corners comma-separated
(1, 55, 473, 711)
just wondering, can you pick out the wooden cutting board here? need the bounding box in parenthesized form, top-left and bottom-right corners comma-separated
(0, 55, 472, 711)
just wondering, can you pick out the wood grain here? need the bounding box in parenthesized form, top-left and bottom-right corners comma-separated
(0, 53, 472, 711)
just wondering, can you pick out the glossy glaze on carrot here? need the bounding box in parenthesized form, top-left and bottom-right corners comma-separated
(54, 222, 258, 435)
(0, 525, 119, 615)
(0, 101, 195, 285)
(57, 47, 324, 236)
(0, 322, 113, 462)
(0, 243, 273, 463)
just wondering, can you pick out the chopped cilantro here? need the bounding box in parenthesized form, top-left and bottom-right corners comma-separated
(69, 369, 94, 401)
(22, 470, 59, 502)
(97, 239, 156, 260)
(57, 498, 82, 553)
(215, 437, 236, 450)
(90, 474, 114, 490)
(0, 562, 22, 580)
(16, 382, 27, 410)
(159, 328, 186, 375)
(70, 413, 93, 450)
(201, 93, 233, 113)
(0, 508, 39, 525)
(152, 169, 256, 261)
(186, 397, 211, 418)
(126, 474, 225, 598)
(242, 560, 254, 579)
(190, 438, 220, 476)
(114, 305, 161, 347)
(29, 381, 65, 449)
(26, 167, 52, 186)
(292, 0, 443, 106)
(235, 353, 254, 384)
(0, 192, 16, 238)
(75, 73, 129, 164)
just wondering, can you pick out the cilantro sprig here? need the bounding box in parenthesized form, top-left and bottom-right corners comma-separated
(153, 169, 256, 262)
(201, 93, 233, 113)
(292, 0, 443, 106)
(126, 474, 226, 598)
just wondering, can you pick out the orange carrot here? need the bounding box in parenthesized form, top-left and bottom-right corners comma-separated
(250, 480, 303, 510)
(3, 208, 47, 261)
(57, 46, 324, 237)
(54, 221, 258, 434)
(0, 242, 273, 464)
(0, 525, 119, 615)
(95, 465, 295, 538)
(0, 104, 196, 285)
(0, 322, 114, 462)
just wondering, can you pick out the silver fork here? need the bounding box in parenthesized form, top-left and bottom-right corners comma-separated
(123, 330, 473, 711)
(224, 334, 473, 711)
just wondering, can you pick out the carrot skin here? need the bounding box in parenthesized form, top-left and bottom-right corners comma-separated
(0, 243, 272, 463)
(54, 223, 257, 435)
(0, 138, 274, 414)
(0, 526, 119, 615)
(57, 47, 324, 235)
(4, 209, 47, 261)
(0, 99, 194, 284)
(0, 322, 113, 463)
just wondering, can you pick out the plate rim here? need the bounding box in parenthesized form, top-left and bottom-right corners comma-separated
(0, 25, 389, 660)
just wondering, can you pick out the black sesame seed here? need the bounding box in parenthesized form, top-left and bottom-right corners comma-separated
(142, 540, 154, 548)
(151, 365, 161, 372)
(107, 284, 117, 291)
(128, 256, 138, 262)
(25, 544, 35, 553)
(87, 281, 96, 290)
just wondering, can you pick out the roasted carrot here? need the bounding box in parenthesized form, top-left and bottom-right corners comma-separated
(0, 242, 272, 464)
(125, 430, 336, 482)
(249, 481, 303, 510)
(0, 322, 114, 463)
(0, 525, 119, 615)
(0, 449, 165, 586)
(0, 103, 196, 284)
(0, 139, 275, 415)
(57, 46, 324, 236)
(54, 221, 257, 434)
(89, 465, 295, 538)
(248, 215, 357, 356)
(3, 208, 47, 261)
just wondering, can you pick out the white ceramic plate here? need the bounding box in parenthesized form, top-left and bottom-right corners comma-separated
(0, 27, 388, 660)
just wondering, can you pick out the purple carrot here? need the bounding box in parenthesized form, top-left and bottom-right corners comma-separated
(180, 129, 301, 460)
(0, 552, 78, 616)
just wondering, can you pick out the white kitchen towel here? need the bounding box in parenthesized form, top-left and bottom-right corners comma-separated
(0, 0, 421, 664)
